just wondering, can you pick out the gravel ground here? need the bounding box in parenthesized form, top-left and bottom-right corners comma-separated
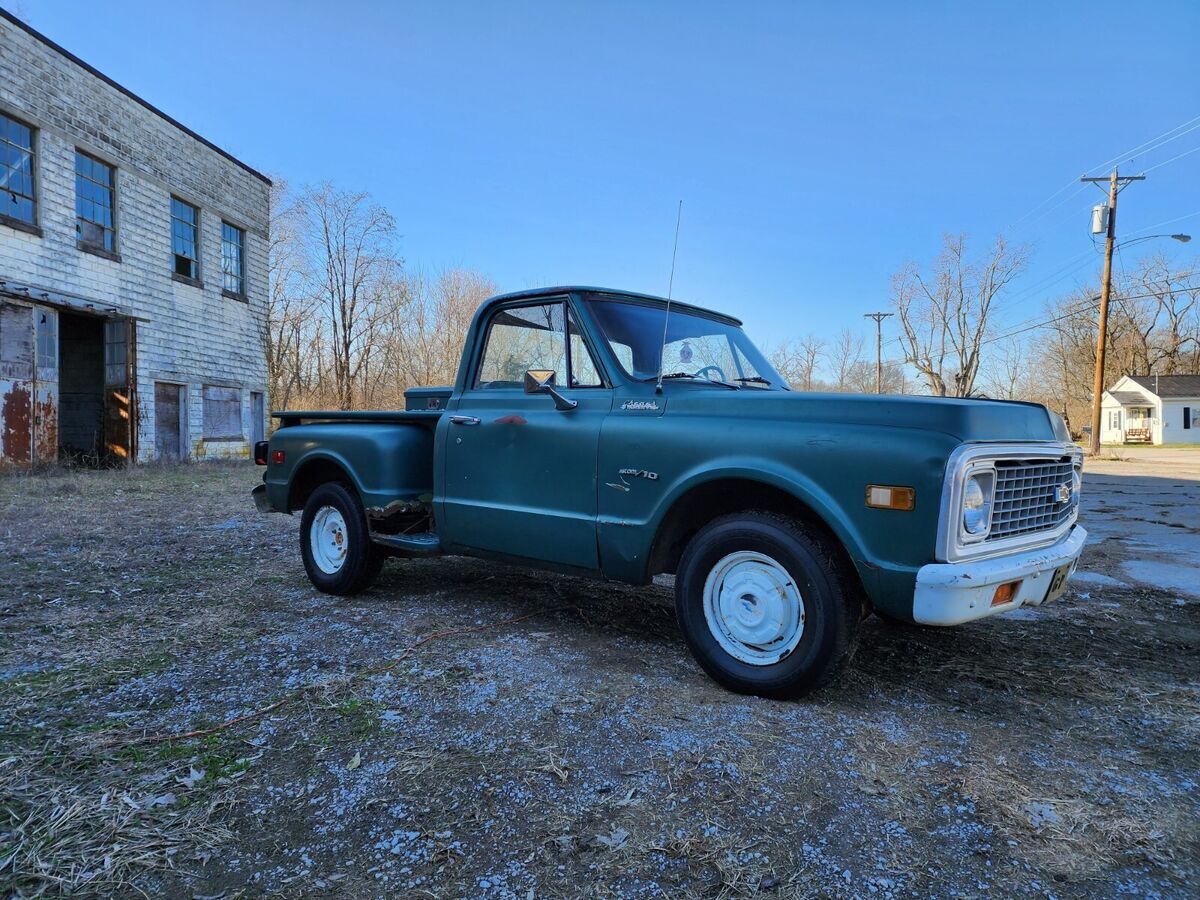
(1, 457, 1197, 898)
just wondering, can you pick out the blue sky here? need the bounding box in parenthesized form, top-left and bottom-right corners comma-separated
(11, 0, 1200, 362)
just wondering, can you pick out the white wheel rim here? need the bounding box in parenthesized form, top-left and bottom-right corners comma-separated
(310, 506, 349, 575)
(702, 550, 805, 666)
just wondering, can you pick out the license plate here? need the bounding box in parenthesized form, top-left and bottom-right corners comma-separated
(1043, 563, 1072, 604)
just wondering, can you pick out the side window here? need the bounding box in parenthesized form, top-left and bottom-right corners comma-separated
(609, 341, 634, 373)
(75, 150, 116, 253)
(1, 112, 36, 226)
(476, 303, 567, 388)
(568, 310, 603, 387)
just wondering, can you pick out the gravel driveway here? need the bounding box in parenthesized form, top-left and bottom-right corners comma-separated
(1, 455, 1197, 897)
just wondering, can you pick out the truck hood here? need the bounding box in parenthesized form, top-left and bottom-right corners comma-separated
(662, 389, 1069, 443)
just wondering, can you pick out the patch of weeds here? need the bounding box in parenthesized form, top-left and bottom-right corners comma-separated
(336, 697, 383, 738)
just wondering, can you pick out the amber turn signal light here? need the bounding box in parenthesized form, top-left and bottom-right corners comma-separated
(865, 485, 915, 511)
(991, 580, 1022, 607)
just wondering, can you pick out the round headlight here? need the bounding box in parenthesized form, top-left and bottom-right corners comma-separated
(963, 476, 991, 535)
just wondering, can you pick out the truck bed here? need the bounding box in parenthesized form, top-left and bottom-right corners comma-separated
(273, 409, 443, 428)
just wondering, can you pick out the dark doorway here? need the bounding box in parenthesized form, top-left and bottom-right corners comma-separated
(58, 312, 105, 460)
(155, 382, 183, 460)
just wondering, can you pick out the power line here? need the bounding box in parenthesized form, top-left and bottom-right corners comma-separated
(877, 282, 1200, 358)
(1124, 208, 1200, 237)
(1083, 113, 1200, 175)
(1007, 114, 1200, 234)
(1141, 143, 1200, 174)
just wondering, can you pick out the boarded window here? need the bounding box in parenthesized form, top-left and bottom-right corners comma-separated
(202, 385, 242, 439)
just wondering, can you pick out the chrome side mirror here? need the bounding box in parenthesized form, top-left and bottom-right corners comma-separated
(523, 369, 577, 411)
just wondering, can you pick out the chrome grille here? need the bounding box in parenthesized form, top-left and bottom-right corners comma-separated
(988, 456, 1078, 541)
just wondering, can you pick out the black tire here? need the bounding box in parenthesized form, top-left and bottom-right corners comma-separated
(299, 482, 386, 596)
(674, 511, 861, 700)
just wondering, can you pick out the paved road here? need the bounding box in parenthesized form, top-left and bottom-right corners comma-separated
(1081, 448, 1200, 599)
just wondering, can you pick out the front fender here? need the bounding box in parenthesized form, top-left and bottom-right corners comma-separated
(596, 421, 956, 605)
(669, 458, 868, 562)
(597, 459, 873, 585)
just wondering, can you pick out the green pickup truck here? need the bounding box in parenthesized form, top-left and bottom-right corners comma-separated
(252, 286, 1085, 698)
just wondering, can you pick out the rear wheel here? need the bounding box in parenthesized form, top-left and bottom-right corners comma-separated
(675, 511, 860, 699)
(300, 482, 386, 595)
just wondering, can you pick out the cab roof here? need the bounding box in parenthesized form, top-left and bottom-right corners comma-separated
(484, 286, 742, 326)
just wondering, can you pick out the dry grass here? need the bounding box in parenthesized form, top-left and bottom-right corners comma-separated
(0, 753, 232, 897)
(958, 762, 1174, 881)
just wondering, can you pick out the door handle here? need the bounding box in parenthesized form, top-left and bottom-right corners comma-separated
(449, 415, 481, 426)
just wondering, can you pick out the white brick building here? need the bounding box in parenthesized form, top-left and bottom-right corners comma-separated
(0, 9, 269, 464)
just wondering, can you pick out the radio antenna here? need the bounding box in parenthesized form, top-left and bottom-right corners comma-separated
(656, 199, 683, 394)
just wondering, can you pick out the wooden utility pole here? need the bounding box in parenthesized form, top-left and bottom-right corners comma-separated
(1081, 168, 1144, 455)
(864, 312, 893, 394)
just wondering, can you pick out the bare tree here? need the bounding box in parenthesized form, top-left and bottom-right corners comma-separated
(382, 267, 498, 391)
(844, 358, 909, 394)
(1128, 253, 1200, 374)
(829, 328, 864, 391)
(893, 234, 1028, 397)
(300, 183, 402, 409)
(980, 338, 1028, 400)
(769, 334, 825, 390)
(262, 178, 314, 415)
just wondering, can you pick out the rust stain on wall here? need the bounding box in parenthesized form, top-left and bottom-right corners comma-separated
(35, 394, 58, 463)
(2, 386, 32, 465)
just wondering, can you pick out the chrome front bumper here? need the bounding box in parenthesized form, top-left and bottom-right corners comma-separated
(913, 525, 1087, 626)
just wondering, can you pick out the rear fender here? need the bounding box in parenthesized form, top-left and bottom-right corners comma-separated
(265, 423, 434, 513)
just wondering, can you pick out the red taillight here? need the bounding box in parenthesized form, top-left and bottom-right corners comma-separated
(271, 450, 286, 465)
(253, 440, 269, 465)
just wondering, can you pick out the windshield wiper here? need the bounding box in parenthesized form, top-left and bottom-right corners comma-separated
(647, 372, 740, 390)
(735, 375, 777, 388)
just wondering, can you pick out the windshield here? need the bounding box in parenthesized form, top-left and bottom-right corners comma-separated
(583, 295, 786, 389)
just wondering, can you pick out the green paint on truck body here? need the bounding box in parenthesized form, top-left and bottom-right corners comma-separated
(259, 286, 1070, 620)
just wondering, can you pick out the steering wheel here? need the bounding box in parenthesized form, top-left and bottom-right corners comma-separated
(695, 365, 727, 382)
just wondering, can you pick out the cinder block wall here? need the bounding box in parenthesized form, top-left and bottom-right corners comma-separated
(0, 13, 270, 461)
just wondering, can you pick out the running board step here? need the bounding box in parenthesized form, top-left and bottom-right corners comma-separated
(371, 532, 442, 557)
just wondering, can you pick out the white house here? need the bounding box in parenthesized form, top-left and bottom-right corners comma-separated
(1100, 375, 1200, 445)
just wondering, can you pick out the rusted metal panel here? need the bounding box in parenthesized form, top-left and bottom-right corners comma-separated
(1, 380, 32, 464)
(34, 382, 58, 464)
(1, 302, 35, 465)
(33, 307, 59, 464)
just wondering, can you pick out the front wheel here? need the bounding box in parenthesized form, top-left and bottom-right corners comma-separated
(675, 512, 861, 699)
(300, 482, 386, 595)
